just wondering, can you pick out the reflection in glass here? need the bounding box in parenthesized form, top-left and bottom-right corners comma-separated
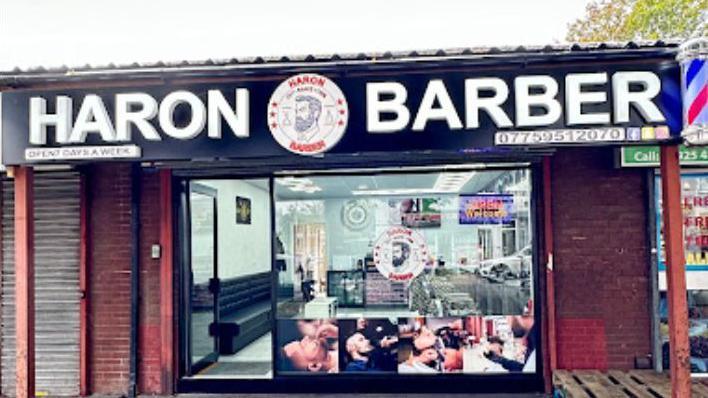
(274, 168, 534, 320)
(659, 291, 708, 373)
(190, 190, 217, 366)
(328, 271, 365, 307)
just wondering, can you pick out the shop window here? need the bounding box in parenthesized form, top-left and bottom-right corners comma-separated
(659, 290, 708, 373)
(655, 173, 708, 375)
(274, 167, 537, 376)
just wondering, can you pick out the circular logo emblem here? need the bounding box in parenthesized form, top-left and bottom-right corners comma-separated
(373, 227, 429, 282)
(341, 199, 371, 231)
(268, 74, 348, 155)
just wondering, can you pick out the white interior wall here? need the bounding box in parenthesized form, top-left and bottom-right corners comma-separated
(201, 180, 272, 280)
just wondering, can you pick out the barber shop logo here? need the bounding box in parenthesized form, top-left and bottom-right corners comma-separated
(268, 73, 349, 155)
(373, 227, 429, 282)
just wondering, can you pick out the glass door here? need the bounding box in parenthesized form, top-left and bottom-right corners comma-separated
(181, 178, 274, 379)
(187, 183, 220, 374)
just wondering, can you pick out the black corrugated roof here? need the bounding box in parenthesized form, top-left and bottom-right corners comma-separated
(0, 40, 680, 82)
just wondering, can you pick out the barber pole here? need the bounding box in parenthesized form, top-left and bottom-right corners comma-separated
(679, 38, 708, 145)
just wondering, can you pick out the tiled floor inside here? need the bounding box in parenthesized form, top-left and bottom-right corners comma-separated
(219, 333, 272, 363)
(194, 333, 272, 378)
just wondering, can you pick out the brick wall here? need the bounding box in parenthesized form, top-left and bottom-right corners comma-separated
(552, 148, 652, 370)
(138, 170, 162, 393)
(88, 164, 132, 394)
(88, 165, 164, 394)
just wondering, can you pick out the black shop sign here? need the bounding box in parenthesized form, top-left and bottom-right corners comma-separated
(0, 58, 682, 165)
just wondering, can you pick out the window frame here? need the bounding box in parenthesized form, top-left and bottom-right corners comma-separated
(176, 161, 545, 394)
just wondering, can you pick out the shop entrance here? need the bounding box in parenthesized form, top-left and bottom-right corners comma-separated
(178, 163, 543, 393)
(182, 179, 273, 379)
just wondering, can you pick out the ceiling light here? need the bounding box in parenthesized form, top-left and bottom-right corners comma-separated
(276, 177, 321, 193)
(352, 188, 439, 196)
(276, 177, 303, 186)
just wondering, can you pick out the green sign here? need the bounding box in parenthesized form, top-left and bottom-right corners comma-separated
(621, 146, 708, 167)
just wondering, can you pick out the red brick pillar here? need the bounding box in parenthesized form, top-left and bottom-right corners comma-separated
(14, 166, 35, 398)
(88, 164, 132, 394)
(159, 170, 174, 394)
(138, 170, 162, 393)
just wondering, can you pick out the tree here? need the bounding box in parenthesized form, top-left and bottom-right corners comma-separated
(566, 0, 707, 42)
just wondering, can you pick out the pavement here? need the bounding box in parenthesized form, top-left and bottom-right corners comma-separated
(170, 395, 549, 398)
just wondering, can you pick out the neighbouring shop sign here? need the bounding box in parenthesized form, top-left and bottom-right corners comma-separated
(655, 173, 708, 292)
(1, 58, 682, 165)
(621, 145, 708, 167)
(656, 173, 708, 272)
(459, 194, 514, 225)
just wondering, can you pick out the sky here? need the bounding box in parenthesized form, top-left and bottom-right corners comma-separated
(0, 0, 592, 71)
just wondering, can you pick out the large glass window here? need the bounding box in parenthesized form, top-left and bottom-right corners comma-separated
(656, 173, 708, 375)
(274, 167, 536, 375)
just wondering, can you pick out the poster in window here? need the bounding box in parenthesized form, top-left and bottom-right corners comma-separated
(276, 319, 339, 374)
(397, 313, 536, 374)
(397, 317, 464, 374)
(461, 315, 536, 373)
(388, 198, 441, 228)
(656, 174, 708, 273)
(339, 318, 398, 373)
(459, 194, 514, 225)
(236, 196, 251, 224)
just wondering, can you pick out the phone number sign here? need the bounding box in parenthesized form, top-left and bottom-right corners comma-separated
(621, 146, 708, 167)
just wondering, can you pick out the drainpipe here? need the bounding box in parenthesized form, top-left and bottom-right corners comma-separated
(129, 164, 141, 398)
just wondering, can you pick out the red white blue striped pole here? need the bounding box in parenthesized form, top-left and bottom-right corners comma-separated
(679, 38, 707, 144)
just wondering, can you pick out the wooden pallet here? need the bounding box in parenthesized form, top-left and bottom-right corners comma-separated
(553, 370, 708, 397)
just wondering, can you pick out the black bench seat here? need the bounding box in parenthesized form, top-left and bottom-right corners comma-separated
(211, 272, 272, 355)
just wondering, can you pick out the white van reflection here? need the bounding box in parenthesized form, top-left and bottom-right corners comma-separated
(477, 246, 532, 282)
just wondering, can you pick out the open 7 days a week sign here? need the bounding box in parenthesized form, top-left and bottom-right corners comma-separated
(0, 58, 682, 165)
